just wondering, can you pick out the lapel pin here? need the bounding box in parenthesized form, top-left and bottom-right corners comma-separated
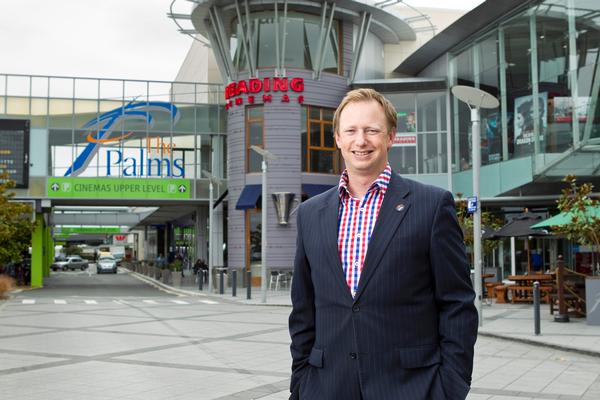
(395, 203, 405, 212)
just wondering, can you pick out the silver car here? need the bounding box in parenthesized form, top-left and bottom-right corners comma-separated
(51, 256, 89, 271)
(97, 256, 117, 274)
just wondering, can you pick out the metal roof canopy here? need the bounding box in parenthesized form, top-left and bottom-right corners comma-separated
(190, 0, 416, 44)
(45, 199, 209, 230)
(395, 0, 529, 76)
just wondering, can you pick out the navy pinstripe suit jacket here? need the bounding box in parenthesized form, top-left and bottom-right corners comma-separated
(289, 173, 478, 400)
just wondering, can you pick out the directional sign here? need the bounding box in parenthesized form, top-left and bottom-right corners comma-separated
(467, 196, 478, 213)
(47, 177, 191, 199)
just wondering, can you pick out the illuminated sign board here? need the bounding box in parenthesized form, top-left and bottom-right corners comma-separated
(224, 77, 305, 110)
(0, 119, 30, 188)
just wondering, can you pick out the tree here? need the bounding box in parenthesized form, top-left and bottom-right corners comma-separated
(554, 175, 600, 273)
(0, 171, 36, 267)
(454, 193, 503, 257)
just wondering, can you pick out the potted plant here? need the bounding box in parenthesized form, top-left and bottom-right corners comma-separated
(169, 260, 183, 287)
(0, 274, 15, 300)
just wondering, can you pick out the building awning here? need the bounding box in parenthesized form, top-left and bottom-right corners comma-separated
(531, 206, 600, 229)
(302, 184, 334, 198)
(235, 185, 261, 210)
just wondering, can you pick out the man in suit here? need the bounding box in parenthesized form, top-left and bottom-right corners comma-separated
(289, 88, 478, 400)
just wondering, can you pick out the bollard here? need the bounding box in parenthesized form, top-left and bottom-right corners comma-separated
(232, 270, 237, 297)
(198, 271, 203, 291)
(533, 281, 541, 335)
(247, 270, 252, 300)
(219, 269, 224, 294)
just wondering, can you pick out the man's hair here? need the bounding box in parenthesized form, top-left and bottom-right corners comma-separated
(333, 88, 397, 134)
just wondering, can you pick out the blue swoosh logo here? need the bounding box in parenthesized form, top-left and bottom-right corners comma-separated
(65, 101, 179, 177)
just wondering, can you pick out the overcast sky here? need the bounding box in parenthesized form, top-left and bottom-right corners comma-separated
(0, 0, 485, 82)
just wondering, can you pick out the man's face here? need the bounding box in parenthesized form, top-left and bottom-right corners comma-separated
(335, 100, 395, 178)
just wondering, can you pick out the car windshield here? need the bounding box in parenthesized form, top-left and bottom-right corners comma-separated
(99, 257, 115, 261)
(55, 256, 67, 261)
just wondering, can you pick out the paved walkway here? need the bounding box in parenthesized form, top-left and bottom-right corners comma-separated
(4, 270, 600, 400)
(139, 269, 600, 357)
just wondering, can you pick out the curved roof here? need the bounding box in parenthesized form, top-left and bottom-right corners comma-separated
(395, 0, 529, 76)
(190, 0, 416, 43)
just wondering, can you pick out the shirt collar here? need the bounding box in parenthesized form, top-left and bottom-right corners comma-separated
(338, 164, 392, 199)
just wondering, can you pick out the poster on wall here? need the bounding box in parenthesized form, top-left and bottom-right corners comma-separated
(483, 112, 502, 163)
(514, 92, 548, 146)
(396, 112, 416, 132)
(553, 96, 590, 123)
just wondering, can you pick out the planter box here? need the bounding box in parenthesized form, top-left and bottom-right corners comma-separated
(586, 277, 600, 325)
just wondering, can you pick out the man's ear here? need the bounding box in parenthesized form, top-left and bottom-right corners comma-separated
(335, 131, 341, 149)
(387, 128, 396, 150)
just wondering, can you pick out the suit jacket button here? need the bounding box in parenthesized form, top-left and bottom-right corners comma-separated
(352, 305, 360, 312)
(349, 352, 357, 359)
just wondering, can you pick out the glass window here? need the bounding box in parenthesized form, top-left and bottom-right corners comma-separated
(302, 105, 339, 174)
(232, 11, 341, 74)
(386, 93, 418, 174)
(246, 209, 261, 268)
(246, 105, 264, 173)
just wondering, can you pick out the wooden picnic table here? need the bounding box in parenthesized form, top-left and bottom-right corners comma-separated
(505, 274, 555, 303)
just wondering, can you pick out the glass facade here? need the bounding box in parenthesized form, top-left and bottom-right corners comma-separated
(231, 11, 341, 74)
(0, 74, 225, 185)
(384, 91, 448, 175)
(449, 0, 600, 172)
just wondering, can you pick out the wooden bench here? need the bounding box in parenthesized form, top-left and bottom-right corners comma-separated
(484, 282, 503, 299)
(507, 285, 554, 303)
(494, 285, 509, 304)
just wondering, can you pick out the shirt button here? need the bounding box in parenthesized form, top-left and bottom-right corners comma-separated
(354, 262, 359, 267)
(352, 305, 360, 312)
(349, 352, 357, 359)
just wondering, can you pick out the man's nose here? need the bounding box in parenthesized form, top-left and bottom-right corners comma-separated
(354, 130, 368, 145)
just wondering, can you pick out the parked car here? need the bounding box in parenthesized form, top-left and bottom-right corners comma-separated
(96, 256, 117, 274)
(51, 255, 88, 271)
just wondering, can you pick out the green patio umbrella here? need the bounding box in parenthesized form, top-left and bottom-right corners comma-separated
(531, 205, 600, 229)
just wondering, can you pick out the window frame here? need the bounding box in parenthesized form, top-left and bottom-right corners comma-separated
(246, 105, 264, 173)
(303, 105, 340, 174)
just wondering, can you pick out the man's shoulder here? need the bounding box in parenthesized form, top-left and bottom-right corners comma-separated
(298, 186, 337, 213)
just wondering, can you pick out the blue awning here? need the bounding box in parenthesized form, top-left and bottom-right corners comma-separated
(302, 184, 334, 198)
(235, 185, 262, 210)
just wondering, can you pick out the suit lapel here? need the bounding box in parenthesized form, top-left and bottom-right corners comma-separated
(354, 174, 411, 303)
(319, 189, 354, 301)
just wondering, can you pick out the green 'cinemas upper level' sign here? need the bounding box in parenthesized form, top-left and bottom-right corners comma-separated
(47, 177, 191, 199)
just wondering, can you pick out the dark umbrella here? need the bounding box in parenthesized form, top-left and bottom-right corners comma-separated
(491, 212, 550, 274)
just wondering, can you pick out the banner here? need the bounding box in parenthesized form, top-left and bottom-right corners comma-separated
(393, 134, 417, 147)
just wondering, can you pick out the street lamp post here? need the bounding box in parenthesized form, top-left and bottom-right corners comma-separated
(202, 170, 222, 294)
(250, 145, 278, 303)
(451, 85, 499, 327)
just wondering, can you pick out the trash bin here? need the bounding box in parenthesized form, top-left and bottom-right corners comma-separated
(585, 276, 600, 326)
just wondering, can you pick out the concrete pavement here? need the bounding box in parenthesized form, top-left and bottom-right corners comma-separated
(139, 268, 600, 358)
(3, 269, 600, 400)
